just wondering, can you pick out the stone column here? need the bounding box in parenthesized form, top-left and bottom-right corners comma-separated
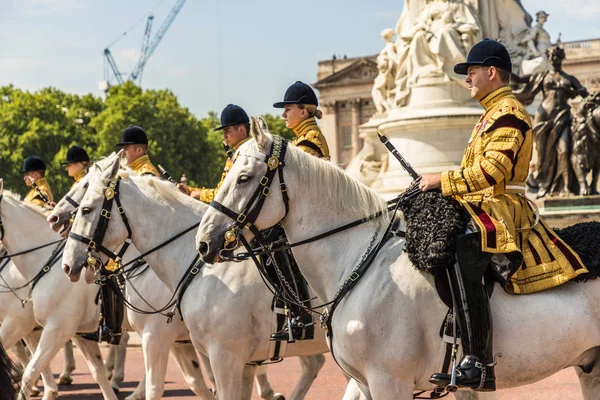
(321, 101, 338, 164)
(351, 98, 362, 157)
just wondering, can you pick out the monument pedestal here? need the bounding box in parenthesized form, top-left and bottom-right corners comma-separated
(539, 195, 600, 228)
(366, 78, 482, 196)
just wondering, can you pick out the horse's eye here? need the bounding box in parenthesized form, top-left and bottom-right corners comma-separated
(81, 207, 92, 215)
(237, 175, 251, 184)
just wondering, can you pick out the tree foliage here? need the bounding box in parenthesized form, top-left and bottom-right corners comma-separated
(0, 82, 292, 199)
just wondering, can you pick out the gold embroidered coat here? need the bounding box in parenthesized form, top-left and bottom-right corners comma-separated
(291, 117, 330, 160)
(24, 178, 54, 209)
(70, 169, 87, 189)
(130, 155, 160, 177)
(194, 137, 251, 204)
(440, 86, 587, 294)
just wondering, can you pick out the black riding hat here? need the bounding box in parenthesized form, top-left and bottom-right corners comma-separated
(215, 104, 250, 131)
(454, 39, 512, 75)
(61, 145, 90, 165)
(115, 125, 148, 148)
(21, 156, 46, 173)
(273, 81, 318, 108)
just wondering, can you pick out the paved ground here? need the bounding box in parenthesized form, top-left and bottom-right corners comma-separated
(37, 343, 584, 399)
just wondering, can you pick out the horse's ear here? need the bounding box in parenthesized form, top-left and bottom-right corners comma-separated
(250, 116, 269, 151)
(101, 150, 122, 181)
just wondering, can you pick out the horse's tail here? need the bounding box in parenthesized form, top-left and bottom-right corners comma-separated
(0, 342, 20, 400)
(555, 221, 600, 283)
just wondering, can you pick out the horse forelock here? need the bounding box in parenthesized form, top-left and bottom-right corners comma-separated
(285, 142, 390, 227)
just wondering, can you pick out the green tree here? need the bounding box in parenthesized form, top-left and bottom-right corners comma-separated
(90, 82, 223, 188)
(261, 114, 294, 141)
(0, 85, 103, 196)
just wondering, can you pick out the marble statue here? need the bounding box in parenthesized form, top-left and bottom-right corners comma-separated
(372, 29, 398, 114)
(519, 11, 552, 75)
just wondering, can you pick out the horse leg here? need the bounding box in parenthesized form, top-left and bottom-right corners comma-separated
(575, 349, 600, 400)
(138, 331, 170, 400)
(124, 372, 145, 400)
(109, 330, 128, 391)
(288, 354, 326, 400)
(169, 342, 213, 398)
(10, 341, 30, 371)
(254, 365, 285, 400)
(70, 336, 118, 400)
(241, 364, 257, 400)
(18, 328, 64, 400)
(200, 353, 216, 391)
(208, 348, 247, 399)
(56, 340, 76, 385)
(341, 378, 371, 400)
(364, 372, 414, 400)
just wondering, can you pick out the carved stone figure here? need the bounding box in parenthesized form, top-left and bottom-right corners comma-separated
(519, 11, 552, 75)
(571, 92, 600, 195)
(372, 29, 398, 114)
(515, 46, 589, 198)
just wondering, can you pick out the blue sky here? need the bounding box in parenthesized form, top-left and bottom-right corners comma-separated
(1, 0, 599, 118)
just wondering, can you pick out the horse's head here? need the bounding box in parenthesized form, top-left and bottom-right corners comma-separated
(48, 153, 118, 236)
(196, 116, 288, 263)
(62, 151, 129, 282)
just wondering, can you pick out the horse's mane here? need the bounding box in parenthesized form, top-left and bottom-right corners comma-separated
(117, 169, 207, 214)
(2, 190, 48, 218)
(274, 136, 390, 227)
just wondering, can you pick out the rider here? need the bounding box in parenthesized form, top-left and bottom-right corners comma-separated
(116, 125, 160, 177)
(22, 156, 54, 210)
(267, 81, 331, 342)
(61, 145, 90, 189)
(81, 126, 160, 345)
(178, 104, 251, 202)
(419, 39, 588, 391)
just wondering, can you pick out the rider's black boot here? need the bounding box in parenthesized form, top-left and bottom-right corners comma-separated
(269, 313, 315, 342)
(81, 277, 124, 345)
(429, 233, 497, 391)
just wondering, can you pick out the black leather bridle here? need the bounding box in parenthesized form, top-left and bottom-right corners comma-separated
(210, 134, 290, 249)
(68, 178, 133, 268)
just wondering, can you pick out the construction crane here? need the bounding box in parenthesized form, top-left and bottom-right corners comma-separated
(99, 0, 186, 91)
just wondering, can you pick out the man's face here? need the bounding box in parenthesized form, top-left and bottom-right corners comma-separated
(122, 145, 144, 165)
(282, 104, 307, 129)
(465, 66, 494, 101)
(222, 125, 247, 147)
(23, 171, 40, 186)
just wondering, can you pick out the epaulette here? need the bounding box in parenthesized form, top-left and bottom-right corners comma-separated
(482, 97, 531, 135)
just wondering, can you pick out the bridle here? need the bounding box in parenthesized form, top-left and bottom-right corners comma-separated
(210, 134, 290, 252)
(68, 178, 134, 270)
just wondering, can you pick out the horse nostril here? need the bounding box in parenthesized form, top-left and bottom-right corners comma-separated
(62, 264, 71, 275)
(198, 242, 209, 257)
(48, 215, 58, 224)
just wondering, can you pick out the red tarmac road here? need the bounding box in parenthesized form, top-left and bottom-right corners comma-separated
(41, 347, 582, 399)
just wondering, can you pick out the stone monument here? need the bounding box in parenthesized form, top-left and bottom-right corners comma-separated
(349, 0, 535, 197)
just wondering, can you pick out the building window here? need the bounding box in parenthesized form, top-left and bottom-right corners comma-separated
(340, 103, 346, 109)
(342, 126, 352, 148)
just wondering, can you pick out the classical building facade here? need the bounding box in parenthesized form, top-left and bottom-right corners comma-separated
(315, 38, 600, 166)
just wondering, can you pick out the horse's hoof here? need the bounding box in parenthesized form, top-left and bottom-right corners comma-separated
(56, 375, 73, 385)
(125, 394, 144, 400)
(30, 387, 41, 397)
(272, 394, 286, 400)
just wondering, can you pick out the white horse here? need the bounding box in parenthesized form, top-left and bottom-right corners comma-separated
(60, 157, 330, 400)
(194, 120, 600, 399)
(48, 173, 223, 400)
(0, 181, 120, 400)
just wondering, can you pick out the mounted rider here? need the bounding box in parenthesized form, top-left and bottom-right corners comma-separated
(178, 104, 251, 203)
(419, 39, 588, 391)
(267, 81, 330, 342)
(22, 156, 54, 211)
(61, 145, 90, 189)
(81, 126, 160, 345)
